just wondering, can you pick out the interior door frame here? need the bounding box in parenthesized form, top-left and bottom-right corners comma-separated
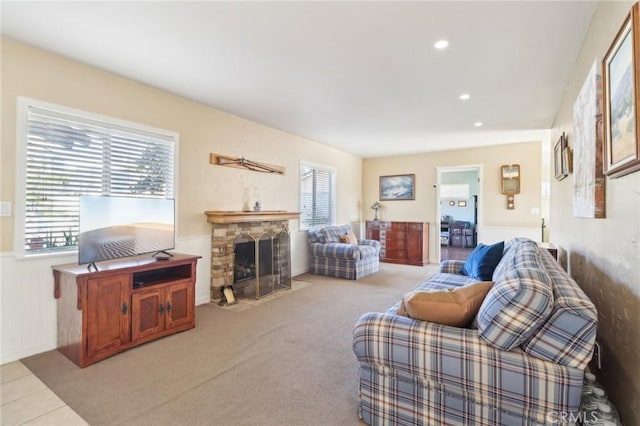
(436, 165, 484, 263)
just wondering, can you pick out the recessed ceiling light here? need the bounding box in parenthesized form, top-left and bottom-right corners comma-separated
(434, 39, 449, 50)
(459, 93, 471, 101)
(474, 122, 483, 127)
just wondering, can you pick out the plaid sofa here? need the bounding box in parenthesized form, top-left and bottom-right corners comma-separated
(353, 237, 597, 425)
(307, 224, 381, 279)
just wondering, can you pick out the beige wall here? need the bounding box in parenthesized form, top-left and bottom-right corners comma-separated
(363, 141, 543, 259)
(550, 1, 640, 424)
(0, 37, 362, 266)
(0, 38, 362, 362)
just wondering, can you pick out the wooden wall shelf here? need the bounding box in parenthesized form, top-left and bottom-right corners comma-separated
(205, 210, 300, 224)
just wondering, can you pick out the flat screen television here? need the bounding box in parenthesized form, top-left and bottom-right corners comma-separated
(78, 196, 175, 266)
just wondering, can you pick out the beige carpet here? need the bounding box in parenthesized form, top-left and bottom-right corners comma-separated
(22, 263, 437, 426)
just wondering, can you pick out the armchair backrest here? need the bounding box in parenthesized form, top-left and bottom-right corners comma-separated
(307, 224, 352, 244)
(320, 224, 352, 243)
(307, 229, 322, 243)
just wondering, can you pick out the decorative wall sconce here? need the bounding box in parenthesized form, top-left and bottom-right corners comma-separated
(501, 164, 521, 210)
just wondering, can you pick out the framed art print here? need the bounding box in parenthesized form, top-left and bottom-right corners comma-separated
(602, 3, 640, 178)
(379, 174, 415, 200)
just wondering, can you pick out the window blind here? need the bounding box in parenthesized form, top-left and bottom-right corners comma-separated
(299, 163, 335, 229)
(22, 105, 176, 255)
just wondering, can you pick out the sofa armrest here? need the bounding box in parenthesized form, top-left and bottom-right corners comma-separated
(309, 242, 360, 260)
(353, 312, 584, 416)
(357, 239, 381, 254)
(439, 259, 466, 274)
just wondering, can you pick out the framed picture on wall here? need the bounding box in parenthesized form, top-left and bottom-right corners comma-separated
(603, 3, 640, 178)
(554, 133, 568, 180)
(379, 174, 415, 200)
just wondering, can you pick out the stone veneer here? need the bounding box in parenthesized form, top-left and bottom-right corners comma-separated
(209, 220, 290, 301)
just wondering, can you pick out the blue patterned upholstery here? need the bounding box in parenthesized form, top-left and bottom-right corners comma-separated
(522, 249, 597, 369)
(353, 237, 597, 425)
(438, 259, 467, 275)
(308, 225, 380, 279)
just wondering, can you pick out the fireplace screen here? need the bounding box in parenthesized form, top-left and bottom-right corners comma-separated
(232, 231, 291, 299)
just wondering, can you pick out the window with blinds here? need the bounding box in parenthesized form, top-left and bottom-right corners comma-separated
(17, 99, 177, 256)
(299, 162, 336, 230)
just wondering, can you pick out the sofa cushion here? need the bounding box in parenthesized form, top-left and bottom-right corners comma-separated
(521, 249, 597, 369)
(420, 272, 478, 290)
(439, 259, 467, 275)
(491, 237, 524, 279)
(397, 281, 493, 327)
(460, 241, 504, 281)
(477, 263, 553, 350)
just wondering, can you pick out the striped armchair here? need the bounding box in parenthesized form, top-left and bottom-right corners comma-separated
(353, 237, 597, 425)
(307, 224, 381, 279)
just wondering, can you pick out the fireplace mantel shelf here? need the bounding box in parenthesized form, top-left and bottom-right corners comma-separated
(205, 210, 300, 224)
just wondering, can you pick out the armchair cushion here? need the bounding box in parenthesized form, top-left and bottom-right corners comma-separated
(309, 242, 361, 260)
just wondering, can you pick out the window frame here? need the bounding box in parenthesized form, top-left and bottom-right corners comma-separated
(298, 160, 336, 231)
(14, 97, 180, 259)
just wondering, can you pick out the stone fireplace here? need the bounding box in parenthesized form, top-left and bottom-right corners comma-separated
(205, 211, 299, 301)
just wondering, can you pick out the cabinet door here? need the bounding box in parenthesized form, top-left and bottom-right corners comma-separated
(166, 281, 194, 330)
(131, 289, 165, 342)
(385, 223, 407, 260)
(406, 230, 423, 261)
(86, 275, 130, 359)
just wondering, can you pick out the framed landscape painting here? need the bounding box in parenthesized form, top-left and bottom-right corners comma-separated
(379, 174, 415, 200)
(602, 3, 640, 178)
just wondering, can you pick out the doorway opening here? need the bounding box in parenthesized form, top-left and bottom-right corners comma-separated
(437, 165, 483, 263)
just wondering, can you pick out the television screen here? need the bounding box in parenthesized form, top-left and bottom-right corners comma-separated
(78, 196, 175, 265)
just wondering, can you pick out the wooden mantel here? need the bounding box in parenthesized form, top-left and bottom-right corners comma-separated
(205, 210, 300, 224)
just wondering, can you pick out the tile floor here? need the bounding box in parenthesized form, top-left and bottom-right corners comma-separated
(1, 360, 87, 426)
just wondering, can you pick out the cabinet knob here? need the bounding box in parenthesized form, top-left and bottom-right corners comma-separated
(121, 302, 128, 315)
(166, 302, 172, 312)
(159, 304, 164, 314)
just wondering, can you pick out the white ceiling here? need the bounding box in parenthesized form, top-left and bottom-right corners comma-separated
(1, 1, 598, 158)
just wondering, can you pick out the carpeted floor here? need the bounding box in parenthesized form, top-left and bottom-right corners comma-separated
(21, 263, 437, 426)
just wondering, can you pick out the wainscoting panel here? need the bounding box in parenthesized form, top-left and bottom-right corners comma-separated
(0, 235, 211, 365)
(481, 226, 541, 244)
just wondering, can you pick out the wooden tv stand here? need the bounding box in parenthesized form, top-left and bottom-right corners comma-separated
(53, 253, 200, 368)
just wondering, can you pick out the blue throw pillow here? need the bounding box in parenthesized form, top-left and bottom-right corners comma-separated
(460, 241, 505, 281)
